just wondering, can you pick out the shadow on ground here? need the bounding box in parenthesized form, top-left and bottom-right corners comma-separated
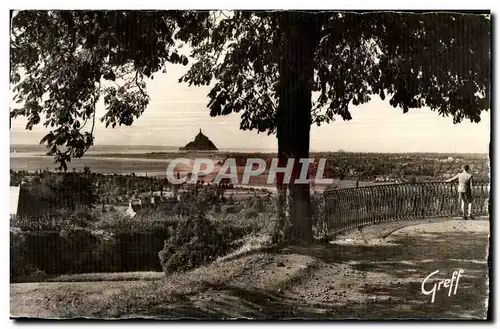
(138, 225, 489, 319)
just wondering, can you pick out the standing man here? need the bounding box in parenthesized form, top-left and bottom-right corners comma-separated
(446, 164, 474, 220)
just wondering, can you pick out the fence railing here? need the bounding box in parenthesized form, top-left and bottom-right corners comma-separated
(323, 181, 490, 234)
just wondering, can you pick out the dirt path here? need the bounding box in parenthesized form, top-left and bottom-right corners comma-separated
(149, 217, 490, 319)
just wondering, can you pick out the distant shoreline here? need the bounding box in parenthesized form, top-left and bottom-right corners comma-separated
(10, 146, 490, 186)
(9, 144, 488, 155)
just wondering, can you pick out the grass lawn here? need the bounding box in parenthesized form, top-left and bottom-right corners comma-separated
(10, 253, 264, 318)
(30, 272, 165, 283)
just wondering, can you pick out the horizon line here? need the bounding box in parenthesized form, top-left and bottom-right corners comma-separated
(9, 143, 489, 155)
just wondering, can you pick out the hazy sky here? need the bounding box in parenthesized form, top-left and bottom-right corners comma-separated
(10, 63, 490, 153)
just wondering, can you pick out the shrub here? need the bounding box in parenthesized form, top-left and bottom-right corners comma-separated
(213, 211, 275, 238)
(11, 214, 67, 231)
(222, 205, 238, 214)
(10, 206, 99, 232)
(261, 194, 276, 213)
(59, 227, 99, 273)
(11, 230, 64, 275)
(10, 228, 43, 278)
(158, 213, 234, 274)
(211, 203, 222, 213)
(89, 229, 120, 271)
(93, 211, 179, 233)
(12, 225, 123, 276)
(240, 208, 258, 219)
(252, 196, 264, 213)
(245, 197, 254, 209)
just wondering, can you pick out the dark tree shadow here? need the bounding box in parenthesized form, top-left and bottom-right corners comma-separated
(135, 228, 489, 320)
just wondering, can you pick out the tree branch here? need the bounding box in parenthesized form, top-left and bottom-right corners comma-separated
(134, 69, 147, 97)
(83, 82, 99, 153)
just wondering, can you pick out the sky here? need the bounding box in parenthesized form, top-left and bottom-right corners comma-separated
(10, 63, 491, 153)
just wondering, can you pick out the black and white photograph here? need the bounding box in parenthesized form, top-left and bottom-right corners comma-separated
(8, 9, 492, 320)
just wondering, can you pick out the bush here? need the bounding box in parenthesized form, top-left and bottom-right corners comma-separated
(240, 208, 258, 219)
(10, 225, 170, 276)
(56, 226, 124, 273)
(11, 214, 67, 231)
(245, 197, 254, 208)
(10, 228, 44, 278)
(261, 194, 276, 213)
(222, 205, 238, 214)
(59, 227, 100, 273)
(93, 211, 179, 233)
(158, 214, 235, 274)
(11, 230, 64, 275)
(68, 206, 95, 227)
(211, 204, 222, 213)
(11, 206, 98, 232)
(213, 211, 275, 238)
(10, 209, 184, 276)
(252, 196, 264, 213)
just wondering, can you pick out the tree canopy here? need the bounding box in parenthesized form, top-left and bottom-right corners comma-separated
(182, 12, 490, 129)
(11, 11, 490, 169)
(10, 10, 208, 169)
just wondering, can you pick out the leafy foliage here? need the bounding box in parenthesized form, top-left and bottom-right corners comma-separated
(182, 12, 490, 130)
(11, 169, 172, 206)
(10, 10, 207, 169)
(158, 213, 230, 274)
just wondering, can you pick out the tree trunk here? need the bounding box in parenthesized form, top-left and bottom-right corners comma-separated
(273, 145, 290, 243)
(275, 13, 320, 243)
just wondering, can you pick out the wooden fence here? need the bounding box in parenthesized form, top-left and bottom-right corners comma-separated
(323, 181, 490, 234)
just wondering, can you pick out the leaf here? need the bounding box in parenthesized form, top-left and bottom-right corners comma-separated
(170, 52, 180, 63)
(181, 55, 189, 66)
(102, 70, 116, 81)
(39, 132, 55, 145)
